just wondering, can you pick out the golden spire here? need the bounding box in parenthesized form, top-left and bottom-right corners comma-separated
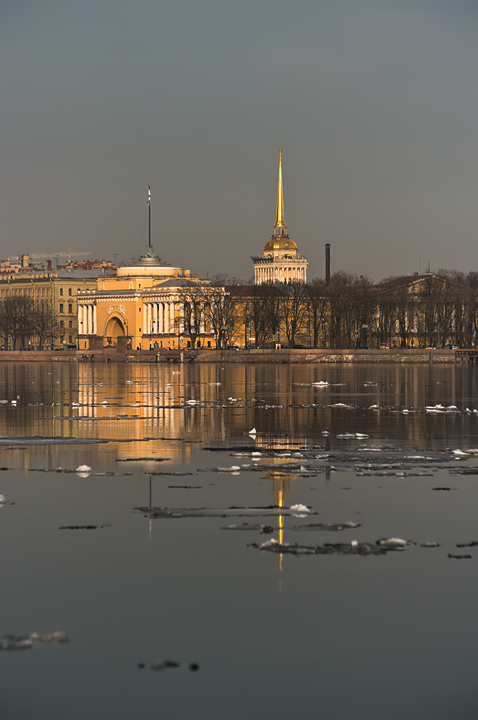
(274, 149, 286, 228)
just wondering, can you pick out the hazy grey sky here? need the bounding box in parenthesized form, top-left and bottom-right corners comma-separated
(2, 0, 478, 281)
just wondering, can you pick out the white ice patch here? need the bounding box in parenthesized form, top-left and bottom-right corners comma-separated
(290, 504, 311, 517)
(76, 465, 92, 477)
(260, 538, 280, 547)
(313, 381, 329, 387)
(376, 537, 408, 547)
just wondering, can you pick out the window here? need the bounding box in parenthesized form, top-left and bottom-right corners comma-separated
(59, 303, 64, 313)
(68, 304, 73, 313)
(60, 320, 64, 328)
(69, 336, 72, 343)
(60, 288, 63, 296)
(68, 288, 72, 296)
(68, 321, 73, 328)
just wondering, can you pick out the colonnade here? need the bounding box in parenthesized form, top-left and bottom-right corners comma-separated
(143, 300, 209, 335)
(78, 304, 97, 335)
(254, 262, 307, 285)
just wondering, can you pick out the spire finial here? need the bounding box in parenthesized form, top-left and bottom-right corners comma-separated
(274, 149, 286, 228)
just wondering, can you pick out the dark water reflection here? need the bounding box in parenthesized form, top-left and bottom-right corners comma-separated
(1, 362, 478, 719)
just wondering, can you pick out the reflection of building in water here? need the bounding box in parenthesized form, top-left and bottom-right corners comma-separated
(75, 363, 232, 460)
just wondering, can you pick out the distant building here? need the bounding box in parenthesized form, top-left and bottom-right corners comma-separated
(252, 150, 308, 285)
(0, 270, 112, 348)
(77, 194, 221, 350)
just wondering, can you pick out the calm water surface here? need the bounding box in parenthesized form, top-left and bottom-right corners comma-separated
(1, 362, 478, 719)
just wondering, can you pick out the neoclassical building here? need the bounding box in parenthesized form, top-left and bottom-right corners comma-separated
(252, 150, 308, 285)
(77, 193, 224, 351)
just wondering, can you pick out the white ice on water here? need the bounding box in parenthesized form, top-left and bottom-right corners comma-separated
(76, 465, 92, 477)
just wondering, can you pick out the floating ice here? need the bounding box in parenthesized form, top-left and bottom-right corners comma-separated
(29, 631, 69, 643)
(376, 537, 408, 547)
(249, 428, 257, 436)
(76, 465, 91, 477)
(149, 660, 181, 671)
(138, 505, 316, 519)
(0, 494, 6, 504)
(0, 636, 33, 651)
(251, 539, 405, 556)
(313, 381, 329, 387)
(290, 503, 311, 516)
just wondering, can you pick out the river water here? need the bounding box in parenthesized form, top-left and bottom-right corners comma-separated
(1, 362, 478, 719)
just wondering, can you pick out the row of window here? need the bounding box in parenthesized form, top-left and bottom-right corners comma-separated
(60, 321, 74, 328)
(59, 304, 73, 313)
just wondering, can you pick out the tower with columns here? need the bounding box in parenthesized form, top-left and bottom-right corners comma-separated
(252, 150, 308, 285)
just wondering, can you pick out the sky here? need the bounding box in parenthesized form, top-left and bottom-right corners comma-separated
(1, 0, 478, 282)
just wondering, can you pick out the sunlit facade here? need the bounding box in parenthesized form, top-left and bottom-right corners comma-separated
(78, 242, 221, 350)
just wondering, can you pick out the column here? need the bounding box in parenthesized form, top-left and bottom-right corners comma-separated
(93, 305, 97, 334)
(153, 303, 158, 333)
(180, 303, 184, 332)
(169, 302, 175, 333)
(158, 303, 164, 334)
(164, 303, 169, 334)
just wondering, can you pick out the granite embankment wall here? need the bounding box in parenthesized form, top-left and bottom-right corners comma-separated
(0, 348, 465, 363)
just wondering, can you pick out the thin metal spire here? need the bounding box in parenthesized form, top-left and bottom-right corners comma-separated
(148, 186, 152, 249)
(274, 149, 286, 228)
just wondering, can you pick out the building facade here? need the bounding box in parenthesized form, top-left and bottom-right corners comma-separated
(0, 270, 107, 349)
(252, 150, 308, 285)
(78, 243, 224, 350)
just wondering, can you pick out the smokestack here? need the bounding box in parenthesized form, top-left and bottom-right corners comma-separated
(325, 243, 330, 285)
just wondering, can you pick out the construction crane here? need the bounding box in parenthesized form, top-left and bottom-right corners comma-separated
(8, 250, 93, 262)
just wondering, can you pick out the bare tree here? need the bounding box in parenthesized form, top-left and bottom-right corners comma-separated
(307, 279, 328, 348)
(32, 300, 59, 350)
(279, 282, 309, 346)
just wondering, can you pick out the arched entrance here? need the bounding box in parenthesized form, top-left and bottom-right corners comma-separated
(105, 316, 126, 347)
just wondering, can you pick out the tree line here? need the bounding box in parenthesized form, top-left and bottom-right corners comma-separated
(182, 270, 478, 350)
(0, 295, 59, 350)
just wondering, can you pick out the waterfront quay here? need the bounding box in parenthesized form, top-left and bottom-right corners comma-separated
(0, 348, 464, 364)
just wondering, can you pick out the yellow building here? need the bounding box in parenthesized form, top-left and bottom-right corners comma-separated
(252, 150, 308, 285)
(0, 270, 103, 349)
(77, 201, 222, 350)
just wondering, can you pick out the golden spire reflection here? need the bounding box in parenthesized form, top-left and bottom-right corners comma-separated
(277, 486, 284, 573)
(274, 148, 286, 228)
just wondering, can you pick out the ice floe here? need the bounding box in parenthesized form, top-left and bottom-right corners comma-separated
(136, 505, 315, 519)
(250, 539, 407, 556)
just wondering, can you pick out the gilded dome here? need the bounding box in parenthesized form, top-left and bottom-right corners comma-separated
(263, 237, 298, 253)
